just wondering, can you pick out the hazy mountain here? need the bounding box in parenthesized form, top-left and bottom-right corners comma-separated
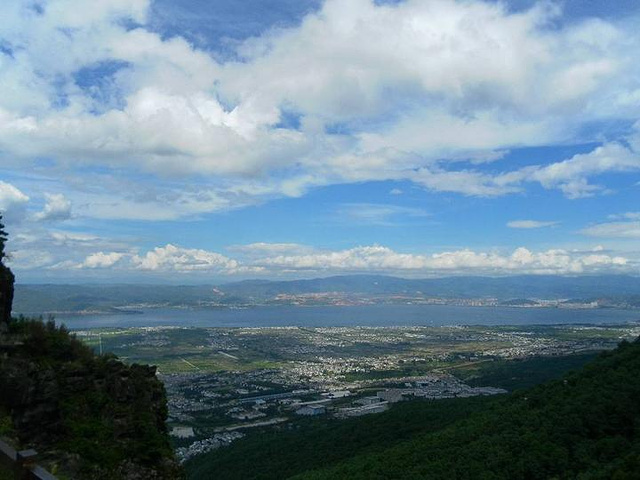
(13, 275, 640, 314)
(217, 274, 640, 300)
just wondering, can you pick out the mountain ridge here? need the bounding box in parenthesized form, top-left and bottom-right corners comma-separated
(14, 274, 640, 313)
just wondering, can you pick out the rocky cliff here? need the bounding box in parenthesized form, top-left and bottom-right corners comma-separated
(0, 319, 183, 479)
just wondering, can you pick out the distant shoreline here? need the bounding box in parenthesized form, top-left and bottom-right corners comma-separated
(35, 304, 640, 331)
(14, 301, 639, 319)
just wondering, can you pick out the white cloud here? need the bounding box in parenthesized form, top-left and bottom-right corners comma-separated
(507, 220, 559, 229)
(608, 212, 640, 220)
(389, 188, 403, 195)
(225, 0, 625, 123)
(256, 245, 629, 275)
(81, 251, 125, 268)
(8, 249, 55, 269)
(0, 181, 30, 223)
(526, 142, 640, 198)
(131, 244, 262, 273)
(0, 0, 639, 220)
(6, 235, 634, 276)
(33, 193, 72, 222)
(410, 167, 522, 197)
(0, 182, 29, 208)
(580, 222, 640, 238)
(6, 227, 134, 274)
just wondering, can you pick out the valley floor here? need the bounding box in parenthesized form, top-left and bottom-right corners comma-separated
(74, 322, 640, 467)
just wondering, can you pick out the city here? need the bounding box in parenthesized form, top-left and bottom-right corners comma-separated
(75, 322, 640, 463)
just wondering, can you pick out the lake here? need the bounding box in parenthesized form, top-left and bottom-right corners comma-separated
(52, 304, 640, 330)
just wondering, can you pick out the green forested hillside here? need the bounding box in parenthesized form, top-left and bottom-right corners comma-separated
(186, 396, 497, 480)
(298, 339, 640, 480)
(185, 352, 606, 480)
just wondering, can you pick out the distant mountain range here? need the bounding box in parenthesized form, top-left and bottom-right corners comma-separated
(13, 274, 640, 314)
(218, 274, 640, 299)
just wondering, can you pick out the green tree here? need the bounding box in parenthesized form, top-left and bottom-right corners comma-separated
(0, 212, 7, 263)
(0, 213, 14, 326)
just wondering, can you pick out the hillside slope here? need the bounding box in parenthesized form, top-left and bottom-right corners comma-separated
(0, 318, 183, 479)
(297, 339, 640, 480)
(184, 353, 598, 480)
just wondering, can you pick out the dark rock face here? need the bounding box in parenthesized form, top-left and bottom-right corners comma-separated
(0, 264, 14, 328)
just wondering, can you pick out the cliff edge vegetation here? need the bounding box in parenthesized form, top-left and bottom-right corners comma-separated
(0, 214, 182, 479)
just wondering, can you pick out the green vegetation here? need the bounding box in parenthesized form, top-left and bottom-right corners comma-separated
(0, 318, 183, 479)
(78, 327, 285, 374)
(295, 339, 640, 479)
(186, 341, 640, 480)
(452, 352, 598, 391)
(185, 350, 614, 480)
(0, 213, 14, 326)
(0, 213, 7, 262)
(186, 396, 496, 480)
(0, 463, 13, 480)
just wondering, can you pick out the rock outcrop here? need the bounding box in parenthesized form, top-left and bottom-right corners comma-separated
(0, 320, 183, 479)
(0, 219, 182, 479)
(0, 264, 13, 331)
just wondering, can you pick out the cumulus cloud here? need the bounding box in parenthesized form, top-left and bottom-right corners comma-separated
(256, 245, 629, 275)
(0, 0, 639, 220)
(81, 252, 125, 268)
(131, 244, 262, 273)
(0, 181, 30, 222)
(507, 220, 559, 229)
(33, 193, 72, 222)
(6, 236, 634, 277)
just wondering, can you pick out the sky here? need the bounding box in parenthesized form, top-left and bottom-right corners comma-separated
(0, 0, 639, 283)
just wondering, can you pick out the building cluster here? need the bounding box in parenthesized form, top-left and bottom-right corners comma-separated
(117, 323, 640, 464)
(175, 431, 245, 463)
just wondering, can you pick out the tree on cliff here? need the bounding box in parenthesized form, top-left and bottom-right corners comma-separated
(0, 212, 7, 263)
(0, 212, 14, 326)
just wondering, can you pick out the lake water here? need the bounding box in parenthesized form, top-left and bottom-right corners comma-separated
(52, 304, 640, 330)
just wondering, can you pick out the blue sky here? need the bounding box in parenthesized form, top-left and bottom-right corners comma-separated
(0, 0, 639, 283)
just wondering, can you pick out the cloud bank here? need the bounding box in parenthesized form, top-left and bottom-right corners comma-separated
(9, 242, 631, 278)
(1, 0, 640, 220)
